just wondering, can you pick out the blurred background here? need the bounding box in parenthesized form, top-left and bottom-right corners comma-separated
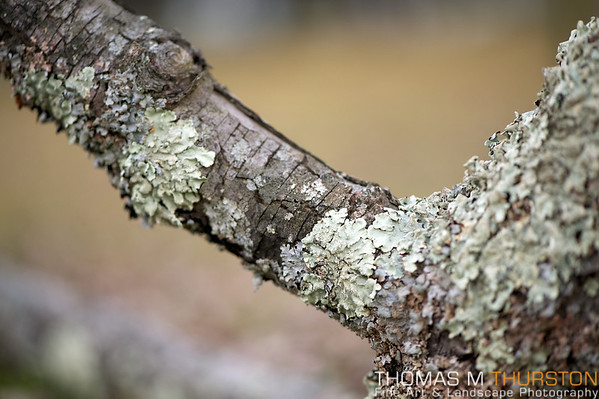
(0, 0, 597, 397)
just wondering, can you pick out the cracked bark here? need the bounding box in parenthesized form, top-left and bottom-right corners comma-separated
(1, 1, 598, 398)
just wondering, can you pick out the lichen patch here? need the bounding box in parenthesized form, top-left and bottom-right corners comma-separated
(439, 18, 599, 371)
(119, 107, 215, 226)
(21, 67, 96, 133)
(300, 179, 327, 201)
(203, 198, 254, 251)
(300, 197, 439, 319)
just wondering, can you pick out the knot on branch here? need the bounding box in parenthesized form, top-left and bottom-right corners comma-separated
(137, 40, 203, 105)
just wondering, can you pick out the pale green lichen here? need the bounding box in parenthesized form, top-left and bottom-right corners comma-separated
(21, 67, 96, 146)
(23, 71, 74, 124)
(301, 208, 379, 318)
(301, 197, 439, 318)
(370, 196, 440, 274)
(438, 18, 599, 372)
(22, 67, 93, 128)
(18, 66, 216, 228)
(119, 108, 215, 226)
(64, 67, 95, 98)
(474, 325, 515, 372)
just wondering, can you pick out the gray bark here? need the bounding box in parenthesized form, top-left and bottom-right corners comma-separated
(1, 1, 598, 397)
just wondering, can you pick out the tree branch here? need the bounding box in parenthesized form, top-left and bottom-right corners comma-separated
(1, 1, 598, 397)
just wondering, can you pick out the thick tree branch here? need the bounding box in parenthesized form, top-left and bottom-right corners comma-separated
(1, 1, 598, 397)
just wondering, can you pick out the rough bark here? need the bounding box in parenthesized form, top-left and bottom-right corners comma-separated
(1, 1, 598, 397)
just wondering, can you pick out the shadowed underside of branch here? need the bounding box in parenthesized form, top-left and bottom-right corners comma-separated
(1, 0, 598, 397)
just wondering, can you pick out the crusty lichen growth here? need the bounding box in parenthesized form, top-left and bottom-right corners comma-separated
(301, 18, 599, 382)
(301, 208, 380, 318)
(21, 67, 95, 143)
(10, 52, 216, 228)
(301, 196, 440, 319)
(203, 197, 254, 253)
(437, 18, 599, 372)
(119, 108, 215, 226)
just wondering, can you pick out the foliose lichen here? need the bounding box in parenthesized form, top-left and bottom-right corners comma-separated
(119, 108, 215, 226)
(437, 18, 599, 371)
(64, 67, 95, 98)
(301, 196, 439, 319)
(15, 61, 216, 228)
(302, 18, 599, 375)
(280, 243, 305, 291)
(21, 67, 95, 142)
(301, 208, 379, 318)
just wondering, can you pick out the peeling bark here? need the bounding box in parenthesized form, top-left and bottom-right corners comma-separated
(1, 1, 598, 397)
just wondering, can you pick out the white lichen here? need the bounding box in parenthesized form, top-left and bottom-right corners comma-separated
(280, 243, 305, 288)
(203, 198, 253, 250)
(300, 179, 327, 201)
(230, 139, 252, 165)
(119, 108, 215, 226)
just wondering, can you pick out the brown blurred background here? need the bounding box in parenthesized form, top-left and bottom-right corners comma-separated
(0, 0, 597, 397)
